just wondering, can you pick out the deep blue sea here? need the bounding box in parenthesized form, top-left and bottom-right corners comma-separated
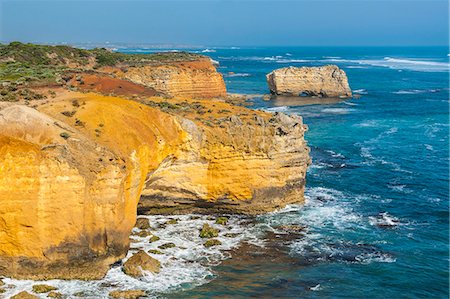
(5, 47, 448, 298)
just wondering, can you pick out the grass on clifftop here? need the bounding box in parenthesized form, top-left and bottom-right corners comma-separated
(0, 42, 203, 68)
(0, 42, 205, 101)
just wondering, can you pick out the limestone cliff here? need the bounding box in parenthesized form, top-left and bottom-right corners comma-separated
(0, 105, 131, 279)
(0, 43, 310, 280)
(266, 65, 352, 98)
(117, 58, 227, 98)
(139, 107, 310, 214)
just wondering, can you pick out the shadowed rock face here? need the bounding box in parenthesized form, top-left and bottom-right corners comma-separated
(266, 65, 352, 98)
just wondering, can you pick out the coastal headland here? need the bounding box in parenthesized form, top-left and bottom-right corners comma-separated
(0, 43, 311, 280)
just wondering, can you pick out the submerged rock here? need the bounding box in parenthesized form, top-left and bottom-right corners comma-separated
(199, 223, 219, 238)
(215, 217, 229, 225)
(165, 219, 178, 225)
(47, 291, 64, 298)
(158, 243, 176, 249)
(135, 218, 151, 230)
(123, 250, 160, 277)
(149, 235, 160, 243)
(10, 291, 38, 299)
(266, 65, 352, 98)
(135, 230, 152, 238)
(109, 290, 147, 299)
(204, 239, 222, 247)
(32, 284, 58, 293)
(275, 225, 306, 233)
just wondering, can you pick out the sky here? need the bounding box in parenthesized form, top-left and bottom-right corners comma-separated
(0, 0, 448, 46)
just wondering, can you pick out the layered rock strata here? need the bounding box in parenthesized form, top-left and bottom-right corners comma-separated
(266, 65, 352, 98)
(119, 58, 227, 98)
(0, 44, 310, 280)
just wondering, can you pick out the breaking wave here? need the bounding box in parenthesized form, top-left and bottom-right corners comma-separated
(324, 57, 449, 72)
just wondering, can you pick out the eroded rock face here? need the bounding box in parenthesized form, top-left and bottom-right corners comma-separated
(119, 58, 227, 98)
(139, 112, 311, 214)
(0, 89, 310, 279)
(0, 105, 133, 280)
(266, 65, 352, 98)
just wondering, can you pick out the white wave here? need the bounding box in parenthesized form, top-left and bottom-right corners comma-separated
(310, 284, 322, 291)
(353, 89, 368, 95)
(5, 215, 264, 298)
(325, 149, 345, 158)
(425, 144, 434, 151)
(346, 66, 369, 69)
(285, 53, 293, 56)
(323, 57, 450, 72)
(201, 48, 216, 53)
(224, 73, 251, 77)
(354, 252, 396, 264)
(321, 108, 355, 114)
(265, 106, 290, 112)
(343, 101, 358, 106)
(354, 120, 380, 127)
(276, 59, 311, 63)
(392, 88, 442, 95)
(209, 58, 219, 66)
(386, 127, 398, 134)
(323, 56, 341, 59)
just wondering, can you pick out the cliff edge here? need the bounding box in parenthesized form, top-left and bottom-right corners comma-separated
(0, 43, 310, 280)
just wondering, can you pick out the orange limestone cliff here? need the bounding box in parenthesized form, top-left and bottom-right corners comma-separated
(0, 90, 309, 279)
(117, 58, 227, 98)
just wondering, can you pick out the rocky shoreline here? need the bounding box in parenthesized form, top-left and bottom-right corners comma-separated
(0, 42, 311, 286)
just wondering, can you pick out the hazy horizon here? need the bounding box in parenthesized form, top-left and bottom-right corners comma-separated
(1, 0, 448, 47)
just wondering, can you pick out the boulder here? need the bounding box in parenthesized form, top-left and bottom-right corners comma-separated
(266, 65, 352, 98)
(123, 250, 160, 277)
(32, 284, 57, 293)
(109, 290, 146, 299)
(48, 292, 64, 298)
(135, 218, 150, 230)
(204, 239, 222, 247)
(10, 291, 39, 299)
(199, 223, 219, 238)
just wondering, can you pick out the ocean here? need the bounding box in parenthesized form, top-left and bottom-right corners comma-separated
(4, 47, 449, 298)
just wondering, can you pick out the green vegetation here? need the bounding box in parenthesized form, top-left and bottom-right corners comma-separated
(149, 235, 160, 243)
(165, 219, 178, 225)
(61, 110, 76, 117)
(148, 249, 163, 255)
(32, 284, 58, 293)
(158, 242, 176, 249)
(0, 42, 204, 89)
(204, 239, 222, 247)
(199, 223, 219, 238)
(215, 217, 229, 225)
(59, 132, 70, 139)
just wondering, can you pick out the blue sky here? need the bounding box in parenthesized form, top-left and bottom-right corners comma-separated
(0, 0, 448, 46)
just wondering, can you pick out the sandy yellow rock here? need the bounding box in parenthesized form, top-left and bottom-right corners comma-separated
(0, 105, 131, 279)
(119, 58, 227, 98)
(266, 65, 352, 98)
